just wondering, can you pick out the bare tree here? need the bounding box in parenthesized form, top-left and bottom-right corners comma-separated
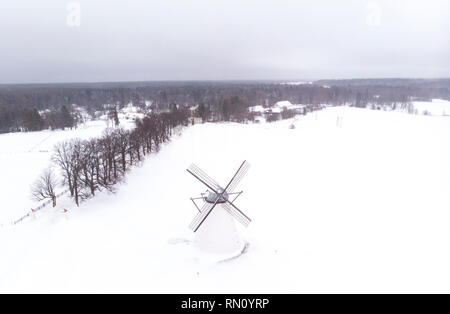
(49, 109, 190, 207)
(53, 141, 74, 196)
(31, 168, 58, 207)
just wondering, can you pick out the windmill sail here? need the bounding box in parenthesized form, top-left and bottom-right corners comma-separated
(225, 160, 250, 193)
(221, 202, 251, 227)
(187, 161, 251, 233)
(189, 202, 215, 231)
(187, 163, 221, 193)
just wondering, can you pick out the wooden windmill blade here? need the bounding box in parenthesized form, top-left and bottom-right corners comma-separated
(189, 202, 215, 231)
(221, 202, 251, 227)
(190, 196, 224, 233)
(187, 163, 221, 193)
(224, 160, 250, 193)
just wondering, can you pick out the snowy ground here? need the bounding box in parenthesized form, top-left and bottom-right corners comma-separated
(412, 98, 450, 116)
(0, 118, 136, 224)
(1, 106, 450, 293)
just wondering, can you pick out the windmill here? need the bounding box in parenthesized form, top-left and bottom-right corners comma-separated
(187, 160, 251, 233)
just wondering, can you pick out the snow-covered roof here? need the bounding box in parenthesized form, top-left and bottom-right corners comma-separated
(287, 104, 306, 110)
(248, 105, 265, 113)
(268, 107, 282, 114)
(275, 101, 292, 108)
(275, 101, 306, 111)
(279, 81, 313, 86)
(249, 101, 306, 115)
(122, 104, 140, 114)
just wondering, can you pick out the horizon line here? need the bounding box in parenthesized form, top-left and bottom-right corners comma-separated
(1, 77, 449, 87)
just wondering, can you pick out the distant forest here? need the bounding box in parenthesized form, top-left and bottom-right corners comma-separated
(1, 78, 449, 133)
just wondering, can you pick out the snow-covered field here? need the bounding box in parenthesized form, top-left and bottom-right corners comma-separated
(412, 98, 450, 116)
(0, 118, 136, 224)
(1, 106, 450, 293)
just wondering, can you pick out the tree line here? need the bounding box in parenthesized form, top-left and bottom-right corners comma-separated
(2, 79, 450, 133)
(1, 105, 76, 133)
(32, 108, 190, 207)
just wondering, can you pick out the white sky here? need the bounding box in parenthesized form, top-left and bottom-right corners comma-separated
(0, 0, 449, 83)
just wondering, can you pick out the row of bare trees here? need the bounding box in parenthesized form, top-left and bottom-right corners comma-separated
(32, 110, 190, 207)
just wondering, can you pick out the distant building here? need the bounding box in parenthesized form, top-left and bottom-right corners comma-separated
(248, 101, 307, 121)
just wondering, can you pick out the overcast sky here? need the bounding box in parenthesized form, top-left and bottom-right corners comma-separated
(0, 0, 449, 84)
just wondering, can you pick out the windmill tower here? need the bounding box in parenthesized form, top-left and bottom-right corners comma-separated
(187, 161, 251, 254)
